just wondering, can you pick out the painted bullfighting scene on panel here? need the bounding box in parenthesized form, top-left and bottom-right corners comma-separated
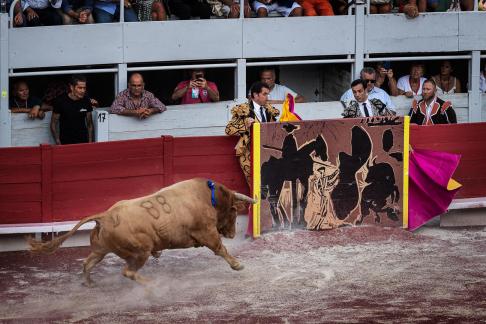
(259, 116, 404, 232)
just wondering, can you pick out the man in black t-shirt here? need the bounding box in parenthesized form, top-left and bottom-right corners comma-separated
(50, 75, 94, 145)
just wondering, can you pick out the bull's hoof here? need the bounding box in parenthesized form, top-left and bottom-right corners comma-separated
(82, 281, 95, 288)
(231, 263, 244, 271)
(151, 251, 161, 258)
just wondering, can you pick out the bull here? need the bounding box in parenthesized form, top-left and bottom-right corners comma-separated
(28, 178, 256, 286)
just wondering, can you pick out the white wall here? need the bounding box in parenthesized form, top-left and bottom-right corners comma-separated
(8, 94, 476, 147)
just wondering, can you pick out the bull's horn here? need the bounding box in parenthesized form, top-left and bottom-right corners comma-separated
(234, 192, 257, 204)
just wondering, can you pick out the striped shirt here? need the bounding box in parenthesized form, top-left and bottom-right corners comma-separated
(110, 89, 166, 114)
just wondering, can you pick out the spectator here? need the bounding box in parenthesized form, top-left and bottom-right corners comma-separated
(206, 0, 251, 18)
(226, 0, 251, 17)
(171, 69, 220, 105)
(370, 0, 392, 14)
(93, 0, 138, 23)
(342, 79, 395, 118)
(22, 0, 63, 26)
(9, 0, 26, 27)
(431, 60, 462, 95)
(50, 75, 94, 145)
(399, 0, 437, 16)
(259, 67, 304, 104)
(330, 0, 348, 14)
(41, 80, 68, 111)
(9, 81, 45, 119)
(397, 63, 427, 98)
(60, 0, 94, 24)
(111, 73, 166, 118)
(409, 79, 457, 125)
(252, 0, 302, 17)
(225, 81, 279, 185)
(132, 0, 167, 21)
(480, 64, 486, 93)
(167, 0, 211, 19)
(447, 0, 473, 11)
(296, 0, 334, 16)
(341, 67, 396, 110)
(375, 62, 399, 96)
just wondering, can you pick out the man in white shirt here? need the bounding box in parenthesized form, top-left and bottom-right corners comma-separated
(341, 67, 396, 111)
(22, 0, 62, 26)
(259, 68, 305, 104)
(397, 63, 427, 97)
(342, 79, 396, 118)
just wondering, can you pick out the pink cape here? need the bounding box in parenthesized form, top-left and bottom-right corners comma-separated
(408, 148, 461, 231)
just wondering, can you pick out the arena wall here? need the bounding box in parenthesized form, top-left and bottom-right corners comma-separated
(1, 121, 486, 230)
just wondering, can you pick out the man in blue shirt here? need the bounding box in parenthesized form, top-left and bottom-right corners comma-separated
(341, 67, 396, 112)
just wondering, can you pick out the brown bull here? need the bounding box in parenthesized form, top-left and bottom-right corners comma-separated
(28, 178, 255, 286)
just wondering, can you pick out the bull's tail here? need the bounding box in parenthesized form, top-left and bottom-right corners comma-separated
(28, 213, 105, 254)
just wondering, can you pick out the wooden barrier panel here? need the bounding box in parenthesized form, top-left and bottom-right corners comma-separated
(410, 122, 486, 199)
(0, 135, 246, 225)
(0, 146, 43, 224)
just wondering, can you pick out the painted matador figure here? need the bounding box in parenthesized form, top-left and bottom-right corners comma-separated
(225, 101, 279, 186)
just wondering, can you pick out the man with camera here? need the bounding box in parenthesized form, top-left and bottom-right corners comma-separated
(171, 69, 220, 105)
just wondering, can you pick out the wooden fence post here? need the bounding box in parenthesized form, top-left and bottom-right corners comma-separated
(40, 144, 53, 223)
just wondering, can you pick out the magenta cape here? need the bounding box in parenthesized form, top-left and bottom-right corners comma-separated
(408, 148, 461, 231)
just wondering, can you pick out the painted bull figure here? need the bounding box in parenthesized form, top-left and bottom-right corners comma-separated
(28, 178, 256, 286)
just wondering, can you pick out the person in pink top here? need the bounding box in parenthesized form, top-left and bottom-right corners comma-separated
(171, 69, 220, 105)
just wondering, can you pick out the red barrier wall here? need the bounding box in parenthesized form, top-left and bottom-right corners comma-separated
(0, 136, 247, 225)
(410, 123, 486, 199)
(2, 123, 486, 225)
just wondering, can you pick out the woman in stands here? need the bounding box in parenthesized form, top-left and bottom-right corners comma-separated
(9, 81, 45, 120)
(431, 60, 462, 95)
(132, 0, 167, 21)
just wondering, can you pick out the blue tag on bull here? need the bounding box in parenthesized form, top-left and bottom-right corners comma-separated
(207, 180, 216, 207)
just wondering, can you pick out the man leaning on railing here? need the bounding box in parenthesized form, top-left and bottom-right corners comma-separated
(110, 73, 167, 119)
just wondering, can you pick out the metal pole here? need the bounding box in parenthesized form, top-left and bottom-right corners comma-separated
(9, 68, 118, 77)
(120, 0, 125, 22)
(354, 1, 365, 79)
(0, 13, 11, 147)
(235, 58, 246, 101)
(239, 0, 244, 19)
(8, 0, 19, 28)
(127, 63, 237, 71)
(117, 63, 128, 94)
(468, 51, 481, 122)
(246, 58, 354, 67)
(365, 55, 472, 62)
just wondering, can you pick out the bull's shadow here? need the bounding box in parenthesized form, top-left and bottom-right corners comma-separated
(261, 124, 328, 229)
(356, 128, 401, 224)
(330, 126, 372, 221)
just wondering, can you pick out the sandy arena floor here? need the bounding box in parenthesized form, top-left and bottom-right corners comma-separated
(1, 226, 486, 323)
